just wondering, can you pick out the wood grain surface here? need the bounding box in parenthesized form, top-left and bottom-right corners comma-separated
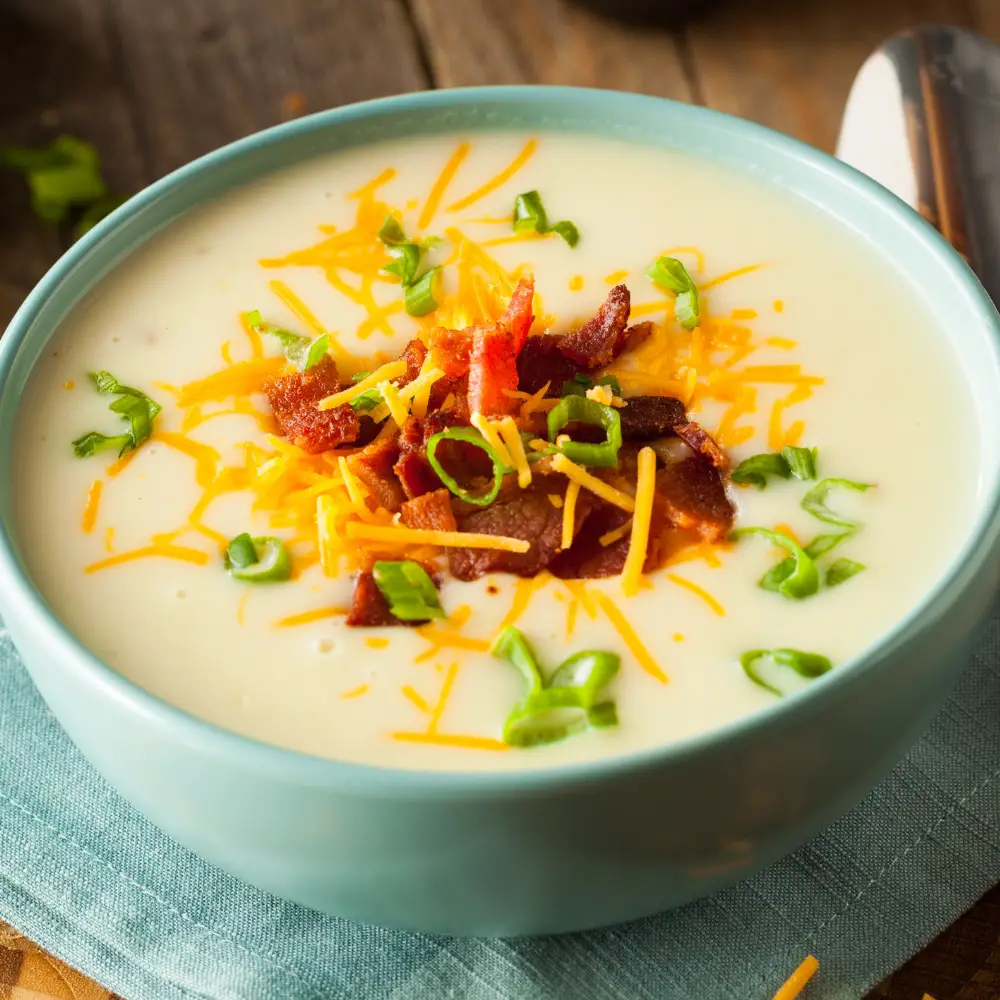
(0, 1, 998, 997)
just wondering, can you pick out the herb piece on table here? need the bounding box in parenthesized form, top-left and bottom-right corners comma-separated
(511, 190, 580, 248)
(71, 371, 161, 458)
(492, 626, 620, 747)
(372, 560, 445, 621)
(1, 135, 126, 239)
(244, 309, 329, 372)
(224, 533, 292, 583)
(645, 255, 700, 331)
(739, 648, 833, 696)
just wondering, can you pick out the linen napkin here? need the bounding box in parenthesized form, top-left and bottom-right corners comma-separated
(0, 608, 998, 1000)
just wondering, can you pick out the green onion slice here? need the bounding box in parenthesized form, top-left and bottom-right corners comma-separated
(350, 388, 383, 412)
(740, 648, 833, 696)
(372, 560, 445, 621)
(781, 445, 817, 481)
(548, 649, 620, 701)
(225, 534, 291, 583)
(731, 526, 820, 599)
(547, 394, 623, 468)
(645, 256, 700, 331)
(826, 558, 866, 587)
(561, 373, 621, 398)
(587, 701, 619, 728)
(383, 242, 423, 285)
(801, 477, 873, 528)
(404, 266, 440, 317)
(426, 425, 509, 506)
(245, 310, 328, 371)
(377, 216, 406, 244)
(72, 370, 161, 457)
(492, 626, 544, 696)
(730, 452, 791, 489)
(759, 530, 853, 592)
(503, 689, 592, 747)
(511, 190, 579, 247)
(351, 370, 372, 382)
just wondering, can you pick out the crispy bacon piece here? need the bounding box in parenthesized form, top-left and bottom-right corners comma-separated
(656, 456, 734, 542)
(347, 435, 405, 512)
(426, 327, 473, 379)
(560, 284, 631, 369)
(617, 320, 653, 356)
(549, 503, 632, 579)
(345, 571, 398, 627)
(516, 335, 579, 397)
(618, 395, 687, 441)
(499, 275, 535, 352)
(449, 489, 592, 581)
(422, 410, 494, 479)
(394, 339, 427, 387)
(394, 417, 439, 499)
(467, 322, 519, 416)
(401, 488, 459, 532)
(674, 421, 728, 470)
(427, 373, 470, 419)
(263, 356, 361, 454)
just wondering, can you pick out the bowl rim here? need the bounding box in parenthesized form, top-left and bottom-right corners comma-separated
(2, 84, 999, 796)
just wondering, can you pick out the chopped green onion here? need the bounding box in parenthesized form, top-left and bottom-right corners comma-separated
(383, 242, 423, 285)
(739, 648, 833, 696)
(826, 558, 865, 587)
(781, 445, 817, 481)
(71, 431, 131, 458)
(492, 627, 619, 748)
(351, 370, 372, 382)
(404, 266, 440, 317)
(802, 477, 873, 528)
(426, 425, 509, 506)
(372, 560, 445, 621)
(730, 452, 791, 489)
(511, 190, 579, 247)
(245, 310, 328, 371)
(377, 216, 406, 244)
(225, 534, 291, 583)
(731, 526, 819, 599)
(350, 389, 383, 412)
(548, 649, 620, 697)
(547, 395, 623, 468)
(72, 370, 161, 458)
(492, 626, 544, 696)
(561, 373, 621, 397)
(2, 135, 111, 228)
(759, 530, 853, 592)
(645, 256, 700, 331)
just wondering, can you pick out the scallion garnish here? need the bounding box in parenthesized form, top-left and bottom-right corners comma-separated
(730, 526, 820, 599)
(781, 445, 817, 481)
(1, 135, 123, 238)
(547, 395, 623, 468)
(730, 452, 792, 489)
(224, 534, 292, 583)
(71, 371, 161, 458)
(377, 216, 407, 245)
(801, 478, 873, 528)
(350, 389, 383, 412)
(372, 560, 445, 621)
(511, 190, 580, 247)
(245, 310, 329, 371)
(561, 373, 621, 398)
(425, 426, 510, 506)
(645, 256, 700, 331)
(383, 242, 423, 285)
(404, 266, 440, 317)
(739, 648, 833, 696)
(826, 558, 866, 587)
(492, 626, 619, 748)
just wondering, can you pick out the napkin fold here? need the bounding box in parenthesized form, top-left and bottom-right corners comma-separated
(0, 610, 998, 1000)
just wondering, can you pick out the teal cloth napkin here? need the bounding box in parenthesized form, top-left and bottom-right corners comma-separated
(0, 613, 998, 1000)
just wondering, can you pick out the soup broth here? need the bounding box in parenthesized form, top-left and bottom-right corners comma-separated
(12, 132, 977, 769)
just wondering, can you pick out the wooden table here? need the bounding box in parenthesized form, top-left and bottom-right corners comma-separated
(0, 1, 998, 997)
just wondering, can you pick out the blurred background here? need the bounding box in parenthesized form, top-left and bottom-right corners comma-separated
(2, 0, 998, 332)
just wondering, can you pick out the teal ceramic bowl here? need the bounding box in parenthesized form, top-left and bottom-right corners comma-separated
(2, 87, 1000, 937)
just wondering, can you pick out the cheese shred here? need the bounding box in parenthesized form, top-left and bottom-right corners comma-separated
(621, 447, 656, 596)
(497, 416, 531, 488)
(561, 480, 581, 550)
(81, 480, 102, 534)
(318, 360, 406, 410)
(345, 522, 530, 553)
(553, 454, 635, 512)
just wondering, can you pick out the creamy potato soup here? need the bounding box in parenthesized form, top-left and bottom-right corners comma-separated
(13, 133, 976, 770)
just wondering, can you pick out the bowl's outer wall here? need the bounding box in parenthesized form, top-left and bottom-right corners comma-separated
(2, 89, 1000, 935)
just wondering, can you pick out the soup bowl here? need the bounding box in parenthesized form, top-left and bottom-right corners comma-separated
(1, 87, 999, 937)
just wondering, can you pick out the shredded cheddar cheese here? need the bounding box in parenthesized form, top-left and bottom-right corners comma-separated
(81, 480, 102, 534)
(177, 357, 285, 407)
(85, 544, 210, 574)
(446, 139, 537, 213)
(275, 606, 348, 627)
(318, 359, 406, 410)
(497, 416, 531, 488)
(599, 519, 632, 547)
(345, 522, 530, 553)
(667, 574, 726, 616)
(419, 141, 471, 230)
(470, 412, 514, 468)
(378, 379, 409, 426)
(340, 684, 370, 700)
(593, 591, 666, 683)
(553, 454, 635, 512)
(586, 384, 615, 405)
(561, 480, 581, 551)
(621, 447, 656, 596)
(392, 732, 509, 751)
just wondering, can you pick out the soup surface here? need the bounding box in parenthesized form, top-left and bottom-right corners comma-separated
(13, 132, 977, 770)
